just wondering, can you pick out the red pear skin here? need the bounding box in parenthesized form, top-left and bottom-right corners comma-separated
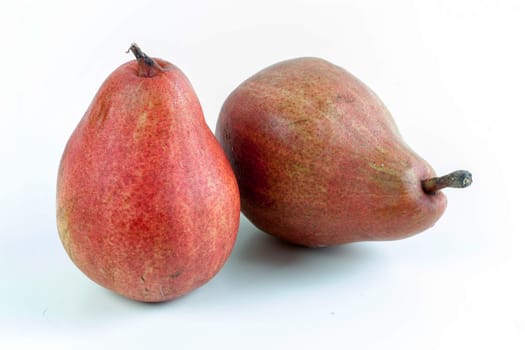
(57, 46, 240, 302)
(216, 58, 468, 247)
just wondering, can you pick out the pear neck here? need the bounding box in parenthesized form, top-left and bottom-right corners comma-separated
(127, 43, 164, 78)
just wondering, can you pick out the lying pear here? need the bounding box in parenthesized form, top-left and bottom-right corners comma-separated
(216, 57, 471, 247)
(57, 44, 240, 302)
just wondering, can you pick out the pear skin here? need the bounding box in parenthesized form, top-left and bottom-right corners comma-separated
(57, 45, 240, 301)
(216, 57, 471, 247)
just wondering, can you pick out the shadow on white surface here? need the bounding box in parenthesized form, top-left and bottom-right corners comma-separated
(1, 214, 380, 326)
(219, 215, 382, 298)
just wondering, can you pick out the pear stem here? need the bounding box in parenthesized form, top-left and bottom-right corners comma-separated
(126, 43, 164, 77)
(422, 170, 473, 194)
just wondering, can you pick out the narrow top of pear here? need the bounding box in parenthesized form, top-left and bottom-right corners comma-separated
(127, 43, 165, 78)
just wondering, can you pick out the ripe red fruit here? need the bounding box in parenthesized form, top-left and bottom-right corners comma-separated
(57, 44, 240, 302)
(216, 57, 471, 247)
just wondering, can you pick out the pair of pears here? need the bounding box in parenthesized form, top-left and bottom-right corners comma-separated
(57, 45, 471, 302)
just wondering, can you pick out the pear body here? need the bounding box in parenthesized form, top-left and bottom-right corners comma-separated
(57, 57, 240, 301)
(216, 58, 446, 247)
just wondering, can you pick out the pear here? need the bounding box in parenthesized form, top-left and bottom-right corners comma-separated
(216, 57, 471, 247)
(57, 44, 240, 302)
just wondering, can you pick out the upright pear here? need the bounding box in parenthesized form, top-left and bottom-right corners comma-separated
(216, 57, 471, 247)
(57, 44, 240, 302)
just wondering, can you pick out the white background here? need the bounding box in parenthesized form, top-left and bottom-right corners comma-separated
(1, 0, 524, 349)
